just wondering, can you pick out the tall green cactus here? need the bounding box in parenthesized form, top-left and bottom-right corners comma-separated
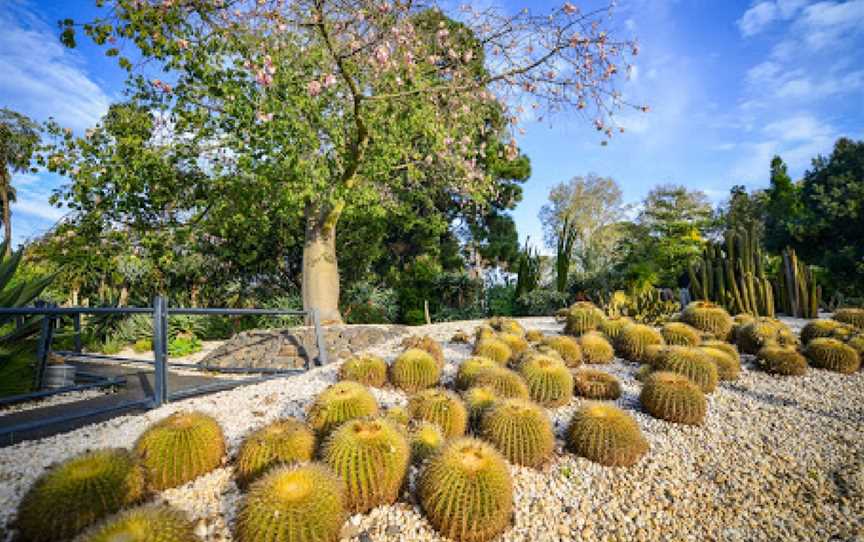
(556, 216, 577, 293)
(775, 247, 821, 318)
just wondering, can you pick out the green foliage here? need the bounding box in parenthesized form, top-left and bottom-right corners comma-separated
(480, 398, 554, 468)
(653, 346, 719, 393)
(322, 418, 409, 513)
(167, 335, 202, 357)
(341, 281, 399, 324)
(756, 346, 808, 376)
(338, 355, 388, 388)
(833, 308, 864, 330)
(515, 289, 570, 316)
(541, 335, 582, 367)
(661, 322, 702, 346)
(455, 356, 499, 390)
(485, 284, 517, 317)
(639, 371, 707, 425)
(556, 215, 578, 293)
(805, 338, 861, 374)
(134, 411, 225, 491)
(573, 368, 622, 400)
(473, 338, 512, 365)
(235, 418, 316, 488)
(519, 355, 574, 407)
(236, 463, 347, 542)
(565, 403, 648, 467)
(390, 348, 441, 393)
(132, 338, 152, 353)
(15, 448, 145, 542)
(418, 437, 513, 542)
(307, 381, 379, 436)
(410, 421, 445, 464)
(473, 366, 529, 400)
(578, 332, 615, 364)
(614, 324, 664, 363)
(515, 238, 542, 299)
(680, 301, 734, 340)
(78, 505, 198, 542)
(408, 388, 468, 438)
(564, 301, 605, 336)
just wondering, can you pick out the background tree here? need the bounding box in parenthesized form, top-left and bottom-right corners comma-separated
(0, 109, 40, 255)
(763, 156, 802, 252)
(719, 184, 765, 238)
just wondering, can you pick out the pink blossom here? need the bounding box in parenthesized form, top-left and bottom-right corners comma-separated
(307, 80, 322, 96)
(255, 70, 273, 86)
(256, 111, 274, 122)
(177, 38, 189, 50)
(563, 2, 578, 15)
(374, 45, 390, 65)
(322, 73, 337, 88)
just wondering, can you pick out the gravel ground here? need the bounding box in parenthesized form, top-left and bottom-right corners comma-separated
(1, 317, 862, 542)
(0, 388, 118, 416)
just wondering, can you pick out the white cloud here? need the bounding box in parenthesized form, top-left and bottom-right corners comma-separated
(737, 0, 809, 36)
(12, 198, 65, 222)
(763, 114, 834, 141)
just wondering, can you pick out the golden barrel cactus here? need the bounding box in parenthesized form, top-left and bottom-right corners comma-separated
(307, 381, 378, 436)
(407, 388, 468, 438)
(639, 371, 707, 425)
(480, 398, 554, 468)
(566, 403, 648, 467)
(235, 418, 316, 488)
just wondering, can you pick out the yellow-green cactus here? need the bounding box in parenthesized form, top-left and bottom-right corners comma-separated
(463, 385, 500, 427)
(653, 346, 719, 393)
(639, 371, 707, 425)
(737, 318, 795, 354)
(800, 319, 844, 345)
(473, 338, 512, 365)
(480, 398, 554, 467)
(579, 331, 615, 364)
(455, 356, 499, 390)
(541, 335, 583, 367)
(805, 338, 861, 374)
(390, 348, 441, 393)
(615, 324, 664, 362)
(756, 346, 808, 376)
(572, 368, 622, 400)
(384, 405, 410, 427)
(307, 381, 378, 435)
(598, 316, 633, 342)
(833, 307, 864, 330)
(498, 332, 529, 357)
(473, 366, 529, 400)
(488, 317, 525, 336)
(564, 301, 605, 336)
(519, 355, 574, 407)
(410, 421, 445, 464)
(699, 340, 740, 364)
(339, 355, 388, 387)
(235, 418, 316, 488)
(408, 388, 468, 438)
(699, 346, 740, 381)
(661, 322, 702, 346)
(566, 403, 649, 467)
(474, 325, 496, 343)
(401, 335, 445, 368)
(680, 301, 733, 340)
(77, 505, 197, 542)
(524, 329, 545, 343)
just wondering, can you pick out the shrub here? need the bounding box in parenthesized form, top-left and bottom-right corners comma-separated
(307, 381, 378, 435)
(805, 338, 861, 374)
(401, 335, 444, 367)
(541, 335, 582, 367)
(410, 421, 445, 464)
(653, 346, 719, 393)
(408, 388, 468, 438)
(77, 505, 197, 542)
(572, 368, 622, 400)
(473, 338, 512, 365)
(167, 335, 202, 357)
(639, 371, 706, 425)
(699, 346, 740, 381)
(418, 437, 513, 542)
(480, 398, 554, 467)
(463, 385, 499, 427)
(566, 403, 649, 467)
(524, 329, 545, 343)
(680, 301, 733, 340)
(800, 319, 843, 345)
(515, 289, 569, 316)
(455, 356, 499, 390)
(342, 281, 399, 324)
(597, 316, 633, 341)
(339, 355, 388, 387)
(519, 355, 574, 407)
(473, 366, 529, 400)
(833, 307, 864, 330)
(564, 302, 605, 336)
(236, 463, 347, 542)
(756, 346, 808, 376)
(579, 331, 615, 364)
(615, 324, 664, 362)
(235, 418, 316, 488)
(132, 338, 152, 353)
(661, 322, 701, 346)
(134, 411, 225, 490)
(15, 449, 145, 542)
(322, 418, 409, 513)
(485, 284, 517, 317)
(390, 348, 441, 393)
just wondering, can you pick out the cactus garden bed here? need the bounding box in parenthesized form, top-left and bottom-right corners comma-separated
(0, 314, 862, 542)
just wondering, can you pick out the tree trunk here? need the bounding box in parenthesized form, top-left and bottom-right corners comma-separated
(302, 203, 343, 324)
(1, 172, 11, 257)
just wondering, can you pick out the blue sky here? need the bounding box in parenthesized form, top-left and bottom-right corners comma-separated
(1, 0, 863, 252)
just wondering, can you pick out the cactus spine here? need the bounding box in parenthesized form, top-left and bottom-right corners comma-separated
(407, 388, 468, 438)
(235, 418, 316, 488)
(639, 371, 707, 425)
(410, 422, 445, 464)
(455, 356, 499, 390)
(805, 338, 861, 374)
(566, 403, 648, 467)
(307, 381, 378, 435)
(518, 355, 574, 407)
(473, 366, 529, 399)
(480, 398, 555, 468)
(390, 348, 441, 393)
(572, 368, 622, 400)
(541, 335, 583, 367)
(473, 338, 512, 365)
(339, 355, 388, 387)
(756, 346, 808, 376)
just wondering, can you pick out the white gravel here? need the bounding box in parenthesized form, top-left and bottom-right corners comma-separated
(1, 317, 862, 542)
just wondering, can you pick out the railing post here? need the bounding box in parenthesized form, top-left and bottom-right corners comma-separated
(312, 308, 328, 367)
(33, 301, 52, 390)
(73, 313, 82, 353)
(152, 295, 168, 407)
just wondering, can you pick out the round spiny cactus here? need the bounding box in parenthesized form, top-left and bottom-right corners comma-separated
(579, 331, 615, 364)
(699, 340, 740, 363)
(598, 316, 633, 342)
(511, 345, 563, 371)
(541, 335, 582, 367)
(473, 338, 512, 365)
(737, 318, 786, 355)
(699, 346, 740, 381)
(642, 344, 665, 367)
(653, 346, 719, 393)
(847, 333, 864, 358)
(661, 322, 702, 346)
(235, 418, 316, 488)
(455, 356, 499, 390)
(76, 504, 196, 542)
(480, 398, 554, 468)
(384, 405, 410, 427)
(525, 329, 545, 343)
(322, 417, 409, 513)
(401, 335, 445, 368)
(474, 325, 496, 343)
(418, 437, 513, 542)
(410, 421, 445, 464)
(800, 319, 843, 345)
(756, 346, 808, 376)
(615, 324, 664, 363)
(681, 301, 733, 340)
(390, 348, 441, 393)
(566, 403, 649, 467)
(833, 307, 864, 330)
(339, 355, 388, 387)
(731, 313, 756, 343)
(634, 364, 653, 383)
(498, 332, 530, 357)
(463, 385, 500, 427)
(805, 338, 861, 374)
(519, 355, 574, 407)
(236, 463, 346, 542)
(134, 411, 225, 491)
(307, 380, 378, 436)
(564, 302, 605, 336)
(572, 368, 622, 400)
(15, 448, 145, 542)
(408, 388, 468, 438)
(489, 317, 525, 336)
(639, 371, 707, 425)
(473, 366, 529, 399)
(450, 330, 470, 343)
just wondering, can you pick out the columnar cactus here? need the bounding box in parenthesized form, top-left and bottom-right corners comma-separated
(390, 348, 441, 393)
(480, 398, 554, 467)
(541, 335, 583, 367)
(77, 505, 197, 542)
(15, 449, 145, 542)
(473, 338, 512, 365)
(455, 356, 499, 390)
(564, 301, 605, 336)
(236, 463, 347, 542)
(572, 368, 622, 400)
(579, 331, 615, 364)
(800, 319, 844, 345)
(410, 422, 445, 464)
(653, 346, 719, 393)
(473, 366, 529, 399)
(134, 411, 225, 491)
(615, 324, 664, 362)
(321, 418, 410, 513)
(339, 355, 388, 387)
(699, 346, 740, 381)
(598, 316, 633, 342)
(639, 371, 707, 425)
(307, 381, 378, 435)
(408, 388, 468, 438)
(833, 307, 864, 330)
(463, 385, 500, 427)
(756, 346, 808, 376)
(519, 355, 574, 407)
(566, 403, 649, 467)
(418, 438, 513, 542)
(661, 322, 702, 346)
(235, 418, 316, 488)
(680, 301, 733, 340)
(402, 335, 445, 367)
(805, 338, 861, 374)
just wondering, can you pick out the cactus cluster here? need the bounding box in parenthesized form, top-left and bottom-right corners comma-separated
(661, 322, 702, 346)
(737, 318, 795, 354)
(77, 505, 197, 542)
(408, 388, 468, 438)
(572, 368, 622, 400)
(390, 348, 441, 393)
(525, 329, 545, 343)
(410, 422, 445, 464)
(322, 418, 409, 513)
(775, 247, 821, 318)
(597, 316, 632, 341)
(565, 403, 648, 467)
(473, 338, 512, 365)
(402, 335, 445, 367)
(455, 356, 499, 390)
(519, 355, 574, 407)
(418, 437, 513, 542)
(680, 301, 734, 340)
(541, 335, 583, 367)
(384, 405, 410, 427)
(564, 302, 605, 336)
(307, 381, 378, 435)
(480, 398, 554, 467)
(615, 324, 664, 363)
(653, 346, 719, 393)
(639, 371, 707, 425)
(498, 332, 530, 357)
(235, 418, 316, 488)
(805, 338, 861, 374)
(474, 325, 496, 343)
(339, 355, 388, 387)
(473, 366, 529, 399)
(134, 411, 225, 491)
(731, 313, 755, 342)
(489, 317, 525, 336)
(579, 331, 615, 364)
(833, 308, 864, 330)
(699, 346, 740, 381)
(236, 463, 347, 542)
(15, 448, 145, 542)
(756, 346, 808, 376)
(463, 385, 499, 427)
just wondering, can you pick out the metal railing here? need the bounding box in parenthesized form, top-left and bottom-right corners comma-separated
(0, 296, 328, 440)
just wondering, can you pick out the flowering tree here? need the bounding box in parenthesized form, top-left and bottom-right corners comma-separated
(57, 0, 644, 322)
